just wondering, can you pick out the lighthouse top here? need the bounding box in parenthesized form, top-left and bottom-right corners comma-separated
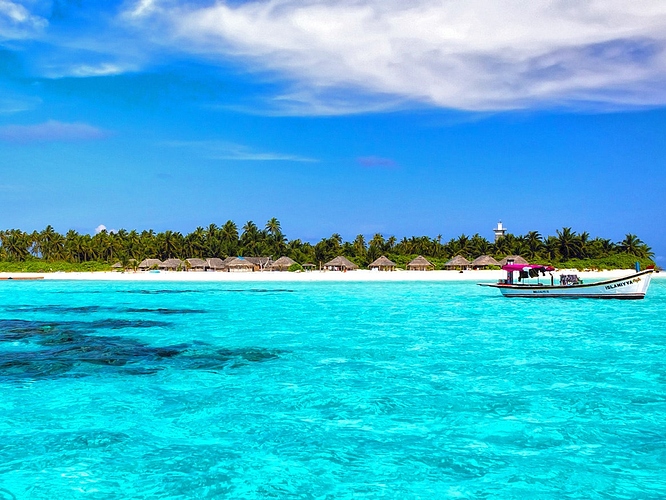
(493, 221, 507, 242)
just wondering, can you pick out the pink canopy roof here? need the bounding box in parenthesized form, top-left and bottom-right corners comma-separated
(502, 264, 555, 272)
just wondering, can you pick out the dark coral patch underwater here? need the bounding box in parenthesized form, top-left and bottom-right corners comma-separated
(0, 319, 285, 380)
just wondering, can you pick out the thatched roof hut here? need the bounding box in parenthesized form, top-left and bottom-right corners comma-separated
(369, 256, 396, 271)
(111, 262, 123, 269)
(206, 258, 226, 271)
(271, 256, 297, 271)
(160, 258, 184, 271)
(444, 255, 470, 270)
(470, 255, 500, 269)
(407, 255, 434, 271)
(244, 256, 272, 271)
(226, 257, 257, 272)
(302, 263, 316, 271)
(323, 256, 358, 271)
(498, 255, 529, 266)
(138, 258, 162, 270)
(186, 258, 207, 271)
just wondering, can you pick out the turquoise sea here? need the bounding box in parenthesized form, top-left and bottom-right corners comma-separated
(1, 279, 665, 499)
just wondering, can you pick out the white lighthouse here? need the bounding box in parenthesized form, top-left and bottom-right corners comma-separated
(493, 221, 506, 242)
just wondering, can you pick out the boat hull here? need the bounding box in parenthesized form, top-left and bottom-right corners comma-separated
(481, 269, 654, 299)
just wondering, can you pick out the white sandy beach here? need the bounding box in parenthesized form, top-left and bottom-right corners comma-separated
(0, 269, 659, 282)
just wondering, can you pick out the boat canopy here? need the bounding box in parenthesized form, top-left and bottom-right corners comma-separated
(502, 264, 555, 272)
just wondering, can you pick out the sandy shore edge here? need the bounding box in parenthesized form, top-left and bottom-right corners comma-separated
(0, 269, 660, 282)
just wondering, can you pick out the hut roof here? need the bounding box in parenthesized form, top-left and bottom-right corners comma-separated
(407, 255, 433, 268)
(470, 255, 500, 266)
(244, 256, 272, 268)
(138, 258, 162, 269)
(498, 255, 529, 266)
(227, 257, 256, 269)
(302, 263, 316, 268)
(369, 255, 396, 268)
(160, 258, 184, 269)
(445, 255, 470, 266)
(324, 256, 358, 270)
(186, 258, 207, 268)
(271, 256, 296, 270)
(206, 257, 226, 269)
(111, 262, 123, 268)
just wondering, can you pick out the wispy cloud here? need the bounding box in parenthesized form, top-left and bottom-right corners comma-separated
(165, 139, 317, 162)
(0, 94, 41, 114)
(66, 63, 131, 77)
(0, 120, 109, 143)
(0, 0, 47, 39)
(125, 0, 666, 113)
(357, 156, 398, 169)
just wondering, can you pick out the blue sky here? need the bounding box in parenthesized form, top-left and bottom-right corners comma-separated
(1, 0, 665, 260)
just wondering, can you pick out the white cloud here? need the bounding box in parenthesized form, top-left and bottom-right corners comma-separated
(128, 0, 666, 113)
(94, 224, 107, 234)
(165, 139, 317, 162)
(63, 63, 132, 78)
(0, 120, 109, 142)
(0, 0, 47, 39)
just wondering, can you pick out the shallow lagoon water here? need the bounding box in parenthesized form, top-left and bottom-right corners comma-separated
(1, 279, 665, 498)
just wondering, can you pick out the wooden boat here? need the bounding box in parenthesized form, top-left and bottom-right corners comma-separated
(479, 263, 654, 299)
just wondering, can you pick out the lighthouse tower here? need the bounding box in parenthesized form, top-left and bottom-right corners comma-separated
(493, 221, 506, 242)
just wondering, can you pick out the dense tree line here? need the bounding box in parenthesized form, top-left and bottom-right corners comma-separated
(0, 219, 653, 268)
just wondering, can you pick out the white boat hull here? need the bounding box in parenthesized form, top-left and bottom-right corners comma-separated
(481, 269, 654, 299)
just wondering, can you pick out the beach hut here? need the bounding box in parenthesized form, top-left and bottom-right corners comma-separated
(369, 256, 396, 271)
(206, 258, 226, 271)
(270, 256, 297, 271)
(186, 258, 208, 271)
(138, 258, 162, 271)
(302, 263, 316, 271)
(470, 255, 500, 269)
(323, 256, 358, 271)
(407, 255, 434, 271)
(498, 255, 529, 266)
(245, 256, 272, 271)
(111, 262, 123, 269)
(226, 257, 257, 272)
(160, 258, 184, 271)
(444, 255, 470, 270)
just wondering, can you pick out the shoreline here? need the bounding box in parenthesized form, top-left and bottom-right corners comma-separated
(0, 269, 660, 282)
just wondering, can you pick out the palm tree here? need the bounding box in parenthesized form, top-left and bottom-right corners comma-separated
(240, 221, 262, 256)
(524, 231, 543, 260)
(556, 227, 581, 261)
(619, 234, 653, 258)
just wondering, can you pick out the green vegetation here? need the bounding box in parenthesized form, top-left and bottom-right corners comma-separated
(0, 259, 111, 273)
(0, 221, 654, 271)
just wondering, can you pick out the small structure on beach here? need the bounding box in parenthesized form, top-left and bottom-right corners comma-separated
(369, 256, 396, 271)
(444, 255, 470, 270)
(206, 258, 226, 271)
(470, 255, 500, 269)
(226, 257, 257, 272)
(407, 256, 434, 271)
(244, 256, 272, 271)
(111, 262, 123, 269)
(302, 263, 316, 271)
(323, 256, 358, 271)
(498, 255, 529, 266)
(270, 256, 297, 271)
(138, 258, 162, 271)
(186, 258, 207, 271)
(160, 258, 184, 271)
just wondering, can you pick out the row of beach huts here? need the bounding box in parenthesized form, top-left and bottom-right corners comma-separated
(114, 255, 528, 272)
